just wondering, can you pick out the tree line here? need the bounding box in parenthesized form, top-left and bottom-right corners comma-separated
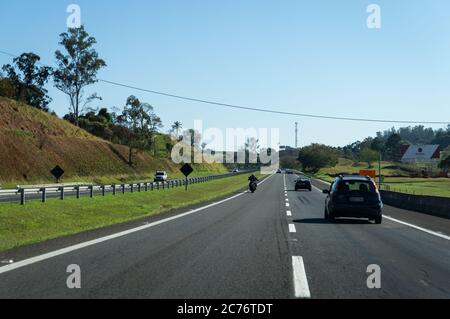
(338, 125, 450, 165)
(297, 126, 450, 173)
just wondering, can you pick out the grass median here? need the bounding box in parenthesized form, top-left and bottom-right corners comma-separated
(0, 173, 264, 252)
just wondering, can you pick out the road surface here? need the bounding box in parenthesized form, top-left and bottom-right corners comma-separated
(0, 174, 449, 298)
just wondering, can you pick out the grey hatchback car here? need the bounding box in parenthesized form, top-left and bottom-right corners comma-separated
(323, 175, 383, 224)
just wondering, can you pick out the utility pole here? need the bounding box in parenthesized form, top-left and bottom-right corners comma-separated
(295, 122, 299, 149)
(378, 151, 382, 188)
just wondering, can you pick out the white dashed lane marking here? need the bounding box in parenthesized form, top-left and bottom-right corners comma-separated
(292, 256, 311, 298)
(289, 224, 297, 233)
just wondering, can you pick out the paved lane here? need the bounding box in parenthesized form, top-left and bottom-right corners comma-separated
(0, 175, 292, 299)
(284, 173, 450, 299)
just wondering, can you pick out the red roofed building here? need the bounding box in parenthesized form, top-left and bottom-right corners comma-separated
(400, 145, 441, 164)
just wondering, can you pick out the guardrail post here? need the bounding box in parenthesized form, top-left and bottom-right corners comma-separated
(41, 187, 46, 203)
(130, 184, 134, 193)
(122, 184, 125, 194)
(113, 185, 116, 196)
(60, 187, 64, 200)
(76, 186, 80, 199)
(89, 186, 94, 198)
(138, 183, 141, 192)
(151, 182, 154, 191)
(102, 185, 106, 196)
(162, 182, 165, 190)
(20, 188, 25, 205)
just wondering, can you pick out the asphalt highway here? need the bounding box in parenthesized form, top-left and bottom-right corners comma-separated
(0, 174, 449, 299)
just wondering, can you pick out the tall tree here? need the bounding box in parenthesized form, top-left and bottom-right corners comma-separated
(53, 26, 106, 126)
(385, 133, 403, 161)
(359, 147, 379, 168)
(1, 53, 52, 110)
(117, 96, 162, 165)
(171, 121, 183, 139)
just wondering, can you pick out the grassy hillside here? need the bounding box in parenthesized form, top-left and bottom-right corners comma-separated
(0, 97, 227, 187)
(315, 158, 410, 182)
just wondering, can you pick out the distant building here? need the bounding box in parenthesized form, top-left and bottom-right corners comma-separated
(400, 145, 441, 163)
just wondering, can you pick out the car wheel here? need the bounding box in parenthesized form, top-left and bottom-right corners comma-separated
(323, 207, 329, 220)
(375, 216, 382, 224)
(328, 211, 336, 222)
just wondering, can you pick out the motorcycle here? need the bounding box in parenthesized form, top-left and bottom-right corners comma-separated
(249, 181, 258, 193)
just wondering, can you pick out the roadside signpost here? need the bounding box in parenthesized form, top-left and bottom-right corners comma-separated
(359, 169, 376, 179)
(180, 164, 194, 191)
(50, 165, 64, 183)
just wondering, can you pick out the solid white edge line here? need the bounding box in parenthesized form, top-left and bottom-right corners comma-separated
(289, 224, 297, 233)
(312, 179, 450, 241)
(0, 174, 275, 275)
(292, 256, 311, 298)
(312, 185, 323, 193)
(384, 216, 450, 241)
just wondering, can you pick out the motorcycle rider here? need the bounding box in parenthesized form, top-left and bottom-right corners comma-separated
(248, 174, 258, 191)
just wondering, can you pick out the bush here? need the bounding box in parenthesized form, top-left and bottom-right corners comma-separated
(0, 78, 17, 99)
(298, 144, 338, 173)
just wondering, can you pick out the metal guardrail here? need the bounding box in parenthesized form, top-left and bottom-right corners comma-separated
(0, 170, 256, 205)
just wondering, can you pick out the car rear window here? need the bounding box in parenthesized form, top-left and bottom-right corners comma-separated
(336, 180, 376, 194)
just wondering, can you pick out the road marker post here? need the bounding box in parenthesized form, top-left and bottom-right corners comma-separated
(41, 187, 46, 203)
(20, 188, 25, 205)
(180, 164, 194, 191)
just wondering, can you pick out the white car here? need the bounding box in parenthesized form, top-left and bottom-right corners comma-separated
(154, 171, 168, 182)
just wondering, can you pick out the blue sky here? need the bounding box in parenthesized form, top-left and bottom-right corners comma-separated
(1, 0, 450, 148)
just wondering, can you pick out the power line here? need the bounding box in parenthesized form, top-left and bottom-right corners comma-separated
(0, 50, 17, 58)
(97, 79, 450, 125)
(1, 49, 449, 125)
